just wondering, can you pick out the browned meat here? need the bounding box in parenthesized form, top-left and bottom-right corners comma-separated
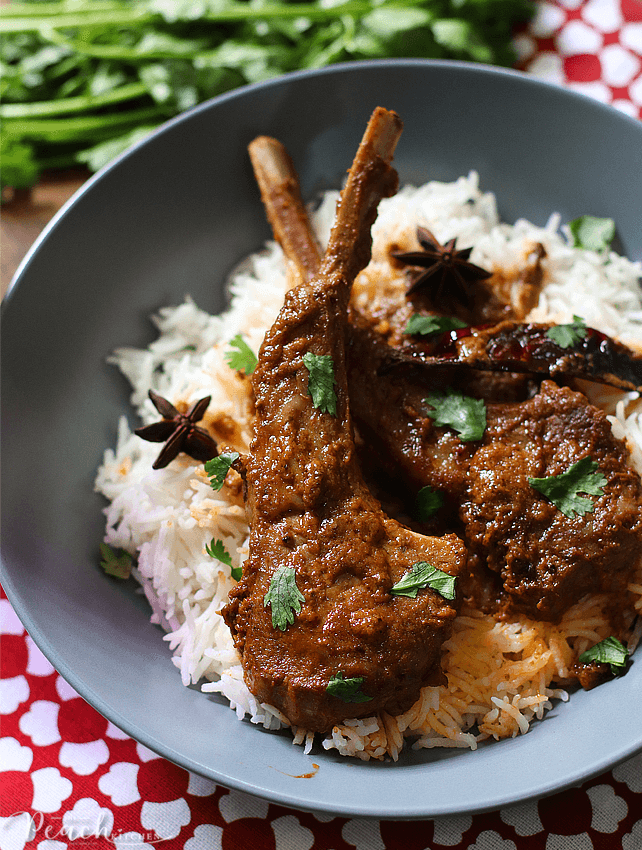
(347, 320, 475, 506)
(461, 380, 642, 622)
(383, 317, 642, 394)
(238, 125, 642, 685)
(223, 109, 466, 733)
(349, 338, 642, 624)
(571, 659, 615, 690)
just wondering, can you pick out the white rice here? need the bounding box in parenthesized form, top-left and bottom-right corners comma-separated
(95, 172, 642, 759)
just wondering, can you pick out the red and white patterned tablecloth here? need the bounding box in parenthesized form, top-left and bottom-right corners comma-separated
(2, 2, 642, 848)
(516, 0, 642, 119)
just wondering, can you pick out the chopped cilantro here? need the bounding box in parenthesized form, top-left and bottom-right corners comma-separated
(303, 352, 337, 415)
(424, 389, 486, 442)
(579, 636, 628, 675)
(205, 538, 241, 579)
(391, 561, 457, 600)
(404, 313, 467, 337)
(325, 672, 373, 703)
(415, 485, 444, 521)
(529, 456, 607, 518)
(205, 452, 239, 491)
(569, 216, 615, 251)
(263, 565, 305, 631)
(546, 315, 587, 348)
(206, 538, 232, 567)
(224, 334, 258, 375)
(99, 543, 133, 580)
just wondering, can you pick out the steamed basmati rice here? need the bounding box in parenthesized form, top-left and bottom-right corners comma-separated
(95, 172, 642, 760)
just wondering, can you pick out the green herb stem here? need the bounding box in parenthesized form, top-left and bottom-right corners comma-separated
(1, 2, 125, 18)
(0, 81, 149, 119)
(43, 27, 204, 61)
(3, 106, 167, 141)
(0, 8, 155, 34)
(1, 0, 534, 190)
(1, 0, 438, 34)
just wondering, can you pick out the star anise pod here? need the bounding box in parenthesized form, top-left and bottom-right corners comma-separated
(135, 390, 218, 470)
(392, 226, 492, 309)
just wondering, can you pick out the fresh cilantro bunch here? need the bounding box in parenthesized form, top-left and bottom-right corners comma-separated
(1, 0, 533, 191)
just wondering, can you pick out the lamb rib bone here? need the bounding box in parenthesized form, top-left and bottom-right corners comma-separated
(248, 135, 322, 289)
(223, 108, 466, 733)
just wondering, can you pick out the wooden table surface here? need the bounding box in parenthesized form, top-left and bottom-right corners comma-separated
(1, 169, 91, 299)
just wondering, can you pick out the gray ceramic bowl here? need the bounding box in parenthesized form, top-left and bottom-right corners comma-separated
(2, 59, 642, 819)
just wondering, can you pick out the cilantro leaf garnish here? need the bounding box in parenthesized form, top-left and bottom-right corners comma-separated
(325, 672, 373, 703)
(415, 485, 444, 521)
(424, 389, 486, 442)
(528, 456, 607, 518)
(205, 452, 239, 491)
(404, 314, 468, 337)
(579, 636, 628, 675)
(205, 538, 241, 579)
(391, 561, 457, 600)
(569, 216, 615, 251)
(546, 315, 587, 348)
(303, 352, 337, 415)
(263, 565, 305, 631)
(99, 543, 133, 580)
(206, 538, 232, 566)
(224, 334, 258, 375)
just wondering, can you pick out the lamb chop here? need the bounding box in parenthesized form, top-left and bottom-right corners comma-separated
(241, 130, 642, 648)
(222, 109, 466, 733)
(460, 379, 642, 624)
(349, 320, 642, 627)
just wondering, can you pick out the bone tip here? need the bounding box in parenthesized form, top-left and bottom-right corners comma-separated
(248, 135, 296, 183)
(366, 107, 404, 161)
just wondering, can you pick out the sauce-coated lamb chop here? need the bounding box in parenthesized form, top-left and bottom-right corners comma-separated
(242, 130, 642, 652)
(349, 317, 642, 632)
(223, 109, 466, 733)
